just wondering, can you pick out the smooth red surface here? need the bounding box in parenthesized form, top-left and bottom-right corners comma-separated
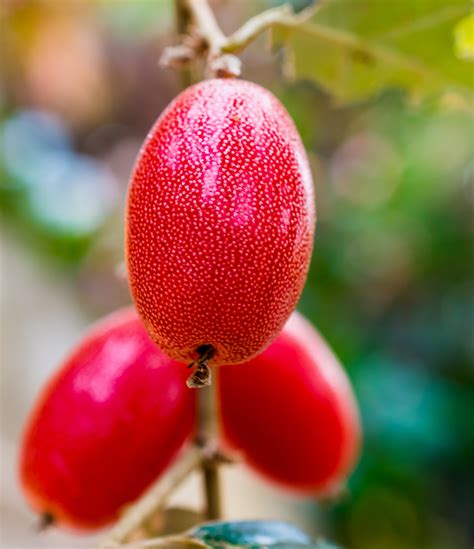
(19, 308, 196, 531)
(126, 79, 315, 365)
(218, 312, 361, 494)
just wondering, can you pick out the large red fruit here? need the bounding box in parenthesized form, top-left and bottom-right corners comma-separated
(126, 79, 315, 367)
(19, 308, 195, 531)
(217, 312, 361, 494)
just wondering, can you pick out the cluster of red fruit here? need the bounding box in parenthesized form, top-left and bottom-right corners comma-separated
(19, 80, 361, 531)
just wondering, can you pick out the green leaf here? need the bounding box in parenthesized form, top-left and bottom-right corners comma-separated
(272, 0, 473, 104)
(454, 13, 474, 60)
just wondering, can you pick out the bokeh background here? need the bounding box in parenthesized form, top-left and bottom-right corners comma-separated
(1, 1, 473, 548)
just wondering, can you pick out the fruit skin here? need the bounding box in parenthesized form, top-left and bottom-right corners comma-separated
(217, 312, 361, 494)
(126, 78, 315, 366)
(19, 308, 195, 531)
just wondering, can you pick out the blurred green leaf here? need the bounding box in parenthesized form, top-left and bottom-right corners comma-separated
(273, 0, 473, 104)
(454, 13, 474, 60)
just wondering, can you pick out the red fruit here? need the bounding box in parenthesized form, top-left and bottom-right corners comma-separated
(19, 308, 195, 531)
(217, 312, 361, 494)
(126, 79, 315, 367)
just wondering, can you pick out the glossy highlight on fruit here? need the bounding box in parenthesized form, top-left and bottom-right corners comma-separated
(19, 308, 195, 531)
(218, 312, 361, 494)
(126, 79, 315, 366)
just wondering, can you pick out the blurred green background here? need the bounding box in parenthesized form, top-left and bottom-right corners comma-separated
(1, 1, 473, 548)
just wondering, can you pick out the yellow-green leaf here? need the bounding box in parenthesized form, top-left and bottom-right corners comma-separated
(272, 0, 473, 105)
(454, 14, 474, 60)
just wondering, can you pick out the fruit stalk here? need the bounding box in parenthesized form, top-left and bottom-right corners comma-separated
(196, 366, 222, 520)
(202, 458, 221, 521)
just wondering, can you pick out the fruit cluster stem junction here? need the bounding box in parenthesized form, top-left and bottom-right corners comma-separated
(161, 0, 317, 77)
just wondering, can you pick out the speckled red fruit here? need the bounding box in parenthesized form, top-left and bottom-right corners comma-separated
(218, 312, 361, 494)
(19, 308, 195, 531)
(126, 79, 315, 365)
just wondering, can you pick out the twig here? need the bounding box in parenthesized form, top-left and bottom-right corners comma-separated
(195, 366, 222, 520)
(97, 447, 203, 548)
(185, 0, 241, 77)
(160, 0, 195, 80)
(119, 535, 208, 548)
(223, 4, 294, 53)
(201, 457, 221, 520)
(175, 0, 191, 36)
(160, 0, 319, 78)
(186, 0, 227, 54)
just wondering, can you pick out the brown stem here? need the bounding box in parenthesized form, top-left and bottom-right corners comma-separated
(202, 458, 222, 520)
(173, 0, 195, 88)
(175, 0, 191, 35)
(185, 0, 241, 78)
(196, 365, 222, 520)
(223, 4, 294, 53)
(185, 0, 227, 55)
(161, 0, 319, 77)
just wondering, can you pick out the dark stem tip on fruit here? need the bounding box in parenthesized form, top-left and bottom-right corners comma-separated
(186, 344, 215, 389)
(37, 512, 55, 532)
